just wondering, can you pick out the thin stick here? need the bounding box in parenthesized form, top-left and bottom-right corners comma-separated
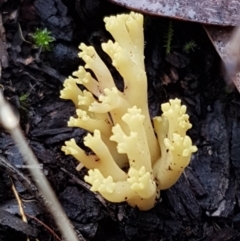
(0, 89, 83, 241)
(25, 213, 62, 241)
(11, 180, 30, 241)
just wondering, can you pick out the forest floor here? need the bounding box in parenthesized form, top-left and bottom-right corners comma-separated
(1, 0, 240, 240)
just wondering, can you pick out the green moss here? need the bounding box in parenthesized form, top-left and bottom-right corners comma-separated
(183, 40, 197, 53)
(164, 20, 174, 55)
(32, 28, 55, 51)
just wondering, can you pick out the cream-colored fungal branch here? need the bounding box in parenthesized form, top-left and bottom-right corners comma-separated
(73, 66, 101, 97)
(79, 44, 116, 92)
(102, 12, 160, 162)
(153, 99, 198, 190)
(60, 77, 83, 107)
(68, 109, 111, 137)
(60, 12, 197, 210)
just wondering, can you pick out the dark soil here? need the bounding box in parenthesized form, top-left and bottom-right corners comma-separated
(1, 0, 240, 240)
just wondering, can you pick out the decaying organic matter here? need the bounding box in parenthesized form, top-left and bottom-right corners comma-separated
(1, 0, 240, 240)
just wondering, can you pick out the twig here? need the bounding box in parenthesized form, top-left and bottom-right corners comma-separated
(0, 90, 82, 241)
(60, 167, 107, 208)
(0, 154, 38, 195)
(25, 213, 62, 241)
(11, 180, 30, 241)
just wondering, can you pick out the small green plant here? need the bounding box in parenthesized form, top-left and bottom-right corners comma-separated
(164, 20, 174, 55)
(183, 40, 197, 53)
(19, 92, 30, 112)
(32, 28, 55, 51)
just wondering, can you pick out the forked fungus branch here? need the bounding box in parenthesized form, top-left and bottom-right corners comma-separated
(60, 12, 197, 210)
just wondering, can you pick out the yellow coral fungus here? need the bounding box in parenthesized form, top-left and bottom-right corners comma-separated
(60, 12, 197, 210)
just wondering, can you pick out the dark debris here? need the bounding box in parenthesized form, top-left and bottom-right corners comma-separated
(34, 0, 74, 41)
(0, 209, 38, 237)
(1, 0, 240, 240)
